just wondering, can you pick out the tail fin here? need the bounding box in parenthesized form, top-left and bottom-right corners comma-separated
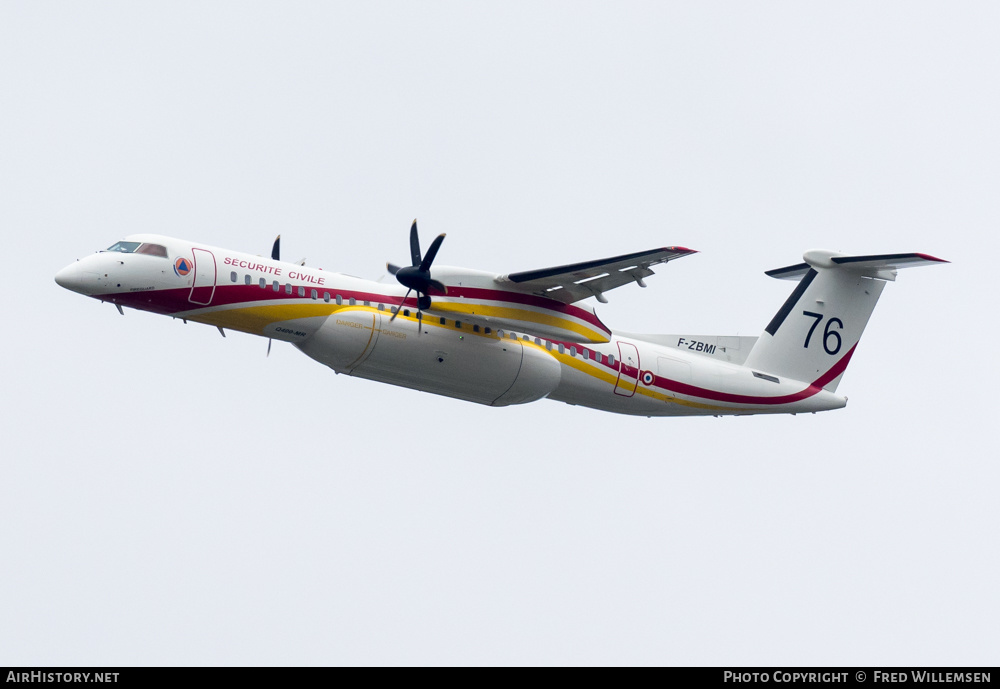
(743, 250, 947, 391)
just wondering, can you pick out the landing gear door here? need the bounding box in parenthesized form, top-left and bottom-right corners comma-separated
(614, 341, 640, 397)
(189, 248, 217, 305)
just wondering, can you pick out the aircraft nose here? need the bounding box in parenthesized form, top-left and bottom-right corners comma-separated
(55, 261, 99, 295)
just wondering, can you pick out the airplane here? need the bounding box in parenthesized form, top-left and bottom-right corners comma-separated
(54, 222, 946, 417)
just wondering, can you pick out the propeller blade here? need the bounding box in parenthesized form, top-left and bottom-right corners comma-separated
(271, 235, 281, 261)
(267, 339, 272, 357)
(388, 222, 447, 312)
(409, 220, 421, 267)
(419, 233, 446, 272)
(389, 288, 412, 322)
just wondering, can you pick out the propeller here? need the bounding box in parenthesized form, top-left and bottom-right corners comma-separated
(387, 220, 446, 324)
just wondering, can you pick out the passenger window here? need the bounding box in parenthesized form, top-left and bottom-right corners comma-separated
(273, 280, 280, 291)
(324, 293, 330, 302)
(455, 321, 462, 328)
(558, 343, 565, 354)
(259, 278, 266, 288)
(311, 289, 317, 300)
(484, 327, 491, 334)
(378, 304, 384, 311)
(439, 317, 446, 325)
(230, 271, 237, 282)
(570, 346, 577, 357)
(349, 297, 356, 306)
(244, 274, 251, 286)
(298, 286, 305, 297)
(336, 295, 343, 305)
(609, 355, 616, 366)
(285, 283, 292, 295)
(403, 309, 410, 317)
(473, 325, 480, 333)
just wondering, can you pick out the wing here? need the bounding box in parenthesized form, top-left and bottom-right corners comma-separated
(498, 246, 696, 304)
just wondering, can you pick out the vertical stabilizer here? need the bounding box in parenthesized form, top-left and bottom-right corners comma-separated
(743, 250, 946, 391)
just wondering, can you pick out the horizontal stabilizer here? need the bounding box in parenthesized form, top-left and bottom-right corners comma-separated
(767, 251, 948, 282)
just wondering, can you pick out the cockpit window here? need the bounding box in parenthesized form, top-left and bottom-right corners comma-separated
(135, 243, 168, 257)
(106, 241, 141, 253)
(104, 241, 168, 257)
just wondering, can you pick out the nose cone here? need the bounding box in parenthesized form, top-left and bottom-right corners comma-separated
(55, 261, 98, 295)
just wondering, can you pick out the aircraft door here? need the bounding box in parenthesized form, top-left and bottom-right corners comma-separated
(614, 341, 640, 397)
(188, 248, 217, 305)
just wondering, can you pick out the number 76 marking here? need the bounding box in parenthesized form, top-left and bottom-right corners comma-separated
(803, 311, 843, 355)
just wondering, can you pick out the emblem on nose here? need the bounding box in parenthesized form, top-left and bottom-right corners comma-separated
(174, 257, 192, 277)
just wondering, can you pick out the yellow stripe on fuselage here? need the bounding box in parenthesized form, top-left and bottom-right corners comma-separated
(434, 301, 609, 343)
(189, 299, 608, 343)
(189, 303, 338, 334)
(187, 300, 734, 412)
(544, 344, 730, 411)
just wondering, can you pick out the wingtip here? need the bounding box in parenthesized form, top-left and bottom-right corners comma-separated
(916, 253, 950, 264)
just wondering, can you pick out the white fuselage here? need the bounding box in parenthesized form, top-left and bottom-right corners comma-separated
(55, 234, 849, 417)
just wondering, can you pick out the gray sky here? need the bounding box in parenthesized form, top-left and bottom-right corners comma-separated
(2, 1, 997, 665)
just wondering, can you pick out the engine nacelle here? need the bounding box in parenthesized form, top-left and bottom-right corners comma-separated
(297, 309, 561, 407)
(295, 310, 380, 372)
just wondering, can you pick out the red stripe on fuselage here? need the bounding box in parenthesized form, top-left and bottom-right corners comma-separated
(103, 280, 850, 407)
(96, 282, 609, 334)
(645, 345, 856, 406)
(443, 286, 609, 333)
(550, 338, 855, 406)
